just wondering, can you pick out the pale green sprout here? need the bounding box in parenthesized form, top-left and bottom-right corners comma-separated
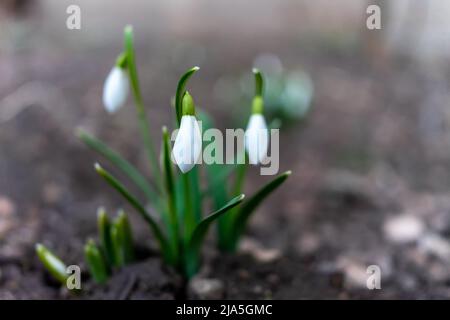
(36, 209, 135, 285)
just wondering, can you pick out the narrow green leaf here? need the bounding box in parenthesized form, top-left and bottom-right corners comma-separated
(84, 239, 109, 284)
(231, 171, 291, 247)
(97, 207, 115, 267)
(184, 194, 245, 277)
(175, 66, 199, 125)
(162, 127, 180, 263)
(35, 243, 68, 285)
(94, 163, 171, 262)
(77, 129, 156, 202)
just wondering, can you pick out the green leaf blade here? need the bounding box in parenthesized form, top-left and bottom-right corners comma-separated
(77, 129, 156, 202)
(230, 171, 291, 248)
(94, 163, 171, 262)
(185, 194, 245, 278)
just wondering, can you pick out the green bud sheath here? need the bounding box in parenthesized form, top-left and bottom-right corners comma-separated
(252, 96, 264, 114)
(117, 210, 134, 264)
(97, 207, 115, 267)
(182, 91, 195, 116)
(84, 239, 109, 284)
(111, 223, 124, 267)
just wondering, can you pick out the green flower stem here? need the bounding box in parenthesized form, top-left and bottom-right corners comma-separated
(162, 127, 180, 265)
(124, 25, 161, 188)
(253, 68, 263, 96)
(182, 172, 195, 244)
(252, 68, 264, 114)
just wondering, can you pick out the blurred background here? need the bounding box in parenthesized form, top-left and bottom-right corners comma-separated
(1, 0, 450, 299)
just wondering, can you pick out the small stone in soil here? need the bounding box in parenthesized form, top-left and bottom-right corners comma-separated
(42, 182, 63, 204)
(337, 257, 370, 289)
(419, 233, 450, 262)
(239, 238, 281, 263)
(384, 214, 424, 243)
(188, 277, 225, 300)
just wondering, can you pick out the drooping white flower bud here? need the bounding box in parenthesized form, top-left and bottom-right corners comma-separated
(173, 115, 202, 173)
(172, 92, 202, 173)
(245, 94, 268, 164)
(245, 113, 269, 165)
(103, 66, 129, 113)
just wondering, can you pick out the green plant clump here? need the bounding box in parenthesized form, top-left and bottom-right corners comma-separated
(36, 25, 291, 283)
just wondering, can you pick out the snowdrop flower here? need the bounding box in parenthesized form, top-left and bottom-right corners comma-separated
(103, 54, 129, 113)
(245, 96, 269, 164)
(172, 92, 202, 173)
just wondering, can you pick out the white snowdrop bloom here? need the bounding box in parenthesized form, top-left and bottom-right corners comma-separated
(172, 115, 202, 173)
(245, 113, 269, 165)
(102, 66, 129, 113)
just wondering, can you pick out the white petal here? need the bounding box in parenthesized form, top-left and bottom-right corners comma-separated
(245, 114, 268, 164)
(172, 115, 202, 173)
(102, 67, 129, 113)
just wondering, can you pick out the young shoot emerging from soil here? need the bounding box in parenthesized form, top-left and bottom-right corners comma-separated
(36, 25, 291, 289)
